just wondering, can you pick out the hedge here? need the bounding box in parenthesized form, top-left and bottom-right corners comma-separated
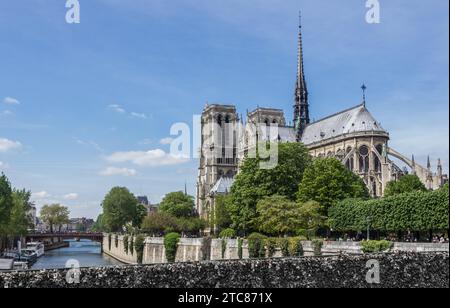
(328, 188, 449, 232)
(247, 233, 267, 258)
(360, 240, 393, 253)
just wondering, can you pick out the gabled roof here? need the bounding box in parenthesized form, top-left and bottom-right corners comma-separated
(210, 177, 235, 195)
(301, 104, 387, 145)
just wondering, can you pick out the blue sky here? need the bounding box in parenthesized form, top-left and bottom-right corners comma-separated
(0, 0, 448, 219)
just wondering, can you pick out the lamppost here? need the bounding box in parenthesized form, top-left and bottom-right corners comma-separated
(366, 216, 372, 241)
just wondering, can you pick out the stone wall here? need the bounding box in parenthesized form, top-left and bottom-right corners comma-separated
(0, 253, 447, 288)
(142, 237, 249, 264)
(103, 234, 448, 265)
(103, 234, 138, 264)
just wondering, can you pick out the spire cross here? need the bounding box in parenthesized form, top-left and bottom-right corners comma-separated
(299, 11, 302, 29)
(361, 84, 367, 106)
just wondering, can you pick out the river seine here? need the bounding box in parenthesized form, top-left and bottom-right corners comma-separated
(31, 239, 123, 270)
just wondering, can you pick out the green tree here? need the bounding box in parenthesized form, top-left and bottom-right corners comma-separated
(141, 212, 178, 235)
(40, 204, 70, 233)
(213, 195, 232, 231)
(101, 187, 144, 232)
(384, 174, 428, 197)
(297, 157, 369, 213)
(298, 200, 327, 238)
(254, 195, 303, 236)
(92, 214, 105, 232)
(0, 173, 13, 238)
(228, 142, 312, 233)
(9, 189, 32, 237)
(159, 191, 195, 218)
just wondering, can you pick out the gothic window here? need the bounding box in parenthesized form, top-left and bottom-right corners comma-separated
(359, 145, 370, 173)
(327, 151, 333, 157)
(345, 147, 354, 171)
(373, 145, 383, 173)
(376, 144, 383, 155)
(226, 170, 234, 178)
(218, 170, 224, 178)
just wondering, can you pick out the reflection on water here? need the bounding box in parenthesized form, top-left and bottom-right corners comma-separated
(32, 239, 123, 270)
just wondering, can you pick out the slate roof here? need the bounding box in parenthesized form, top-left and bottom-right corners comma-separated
(301, 104, 387, 145)
(210, 177, 235, 195)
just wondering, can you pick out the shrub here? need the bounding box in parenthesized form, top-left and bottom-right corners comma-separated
(248, 233, 267, 258)
(164, 232, 180, 263)
(361, 240, 393, 253)
(134, 235, 145, 264)
(219, 228, 236, 239)
(123, 235, 129, 254)
(280, 238, 290, 257)
(312, 239, 323, 256)
(289, 237, 304, 257)
(237, 238, 243, 259)
(266, 239, 278, 258)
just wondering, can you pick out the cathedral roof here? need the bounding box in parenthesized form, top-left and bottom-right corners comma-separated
(210, 177, 235, 195)
(301, 104, 387, 145)
(276, 126, 297, 143)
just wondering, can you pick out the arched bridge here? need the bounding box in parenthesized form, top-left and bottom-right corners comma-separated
(26, 233, 104, 243)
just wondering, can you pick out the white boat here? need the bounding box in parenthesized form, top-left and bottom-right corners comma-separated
(13, 261, 29, 271)
(25, 242, 45, 258)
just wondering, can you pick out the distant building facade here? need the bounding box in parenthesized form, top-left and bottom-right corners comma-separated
(138, 196, 158, 215)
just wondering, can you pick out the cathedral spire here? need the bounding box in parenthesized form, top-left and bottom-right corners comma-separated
(361, 84, 367, 107)
(293, 12, 309, 142)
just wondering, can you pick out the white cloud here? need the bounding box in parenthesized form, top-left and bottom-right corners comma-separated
(63, 193, 79, 200)
(0, 161, 8, 169)
(32, 191, 51, 199)
(131, 112, 147, 119)
(108, 104, 126, 113)
(1, 110, 13, 116)
(159, 137, 174, 145)
(3, 97, 20, 105)
(105, 149, 189, 167)
(100, 167, 137, 177)
(0, 138, 22, 152)
(138, 139, 153, 146)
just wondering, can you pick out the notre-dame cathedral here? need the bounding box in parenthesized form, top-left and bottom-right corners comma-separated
(196, 20, 447, 224)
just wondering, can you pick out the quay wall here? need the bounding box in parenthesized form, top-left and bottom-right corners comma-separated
(102, 234, 449, 265)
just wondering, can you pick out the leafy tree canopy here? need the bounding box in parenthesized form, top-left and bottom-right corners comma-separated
(254, 195, 303, 236)
(101, 187, 144, 232)
(40, 204, 70, 233)
(9, 189, 32, 236)
(228, 142, 312, 233)
(0, 173, 13, 235)
(297, 157, 369, 213)
(158, 191, 196, 218)
(384, 174, 428, 197)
